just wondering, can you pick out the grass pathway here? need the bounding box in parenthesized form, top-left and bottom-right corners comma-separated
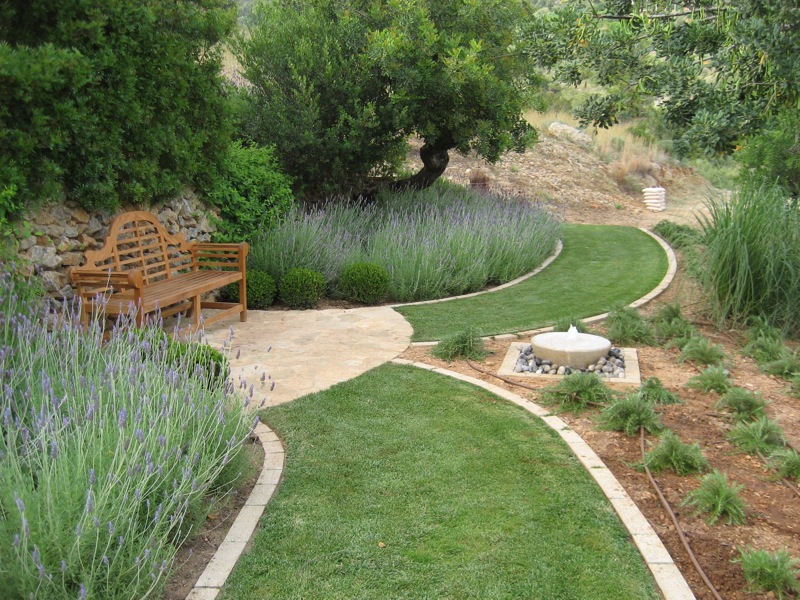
(223, 364, 659, 599)
(395, 224, 668, 341)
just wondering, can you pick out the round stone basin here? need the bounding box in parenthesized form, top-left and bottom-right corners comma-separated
(531, 328, 611, 370)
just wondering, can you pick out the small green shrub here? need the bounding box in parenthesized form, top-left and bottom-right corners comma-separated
(716, 387, 768, 422)
(686, 366, 731, 394)
(209, 142, 295, 243)
(760, 348, 800, 379)
(767, 449, 800, 481)
(652, 220, 701, 249)
(279, 267, 326, 309)
(599, 393, 663, 437)
(645, 430, 709, 475)
(648, 302, 696, 347)
(551, 317, 591, 333)
(223, 270, 277, 310)
(167, 340, 229, 386)
(639, 376, 680, 405)
(726, 417, 786, 454)
(432, 327, 488, 361)
(605, 305, 655, 345)
(682, 470, 747, 525)
(338, 261, 390, 305)
(736, 547, 800, 599)
(541, 371, 616, 412)
(677, 336, 727, 366)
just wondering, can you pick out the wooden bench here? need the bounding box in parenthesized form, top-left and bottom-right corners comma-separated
(69, 210, 248, 329)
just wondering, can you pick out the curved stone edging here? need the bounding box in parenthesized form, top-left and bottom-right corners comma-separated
(185, 420, 285, 600)
(411, 227, 678, 346)
(389, 239, 564, 308)
(391, 358, 696, 600)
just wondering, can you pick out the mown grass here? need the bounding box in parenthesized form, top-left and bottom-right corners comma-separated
(396, 224, 668, 341)
(222, 364, 659, 599)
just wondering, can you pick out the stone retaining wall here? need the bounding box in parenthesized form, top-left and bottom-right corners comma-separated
(13, 190, 219, 301)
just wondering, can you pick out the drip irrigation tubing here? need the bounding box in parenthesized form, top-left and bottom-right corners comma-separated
(639, 428, 724, 600)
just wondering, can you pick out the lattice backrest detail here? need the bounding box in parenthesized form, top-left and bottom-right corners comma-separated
(81, 211, 194, 282)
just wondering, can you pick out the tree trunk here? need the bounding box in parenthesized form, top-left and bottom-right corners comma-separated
(359, 138, 454, 200)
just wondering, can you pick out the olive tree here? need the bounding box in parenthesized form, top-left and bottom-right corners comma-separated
(237, 0, 541, 197)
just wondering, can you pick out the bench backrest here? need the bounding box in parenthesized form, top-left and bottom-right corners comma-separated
(82, 211, 195, 283)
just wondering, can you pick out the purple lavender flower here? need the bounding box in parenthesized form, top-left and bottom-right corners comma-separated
(79, 583, 87, 600)
(89, 469, 95, 485)
(118, 407, 128, 428)
(85, 490, 94, 514)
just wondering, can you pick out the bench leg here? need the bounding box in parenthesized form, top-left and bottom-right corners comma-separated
(239, 276, 247, 322)
(191, 295, 201, 327)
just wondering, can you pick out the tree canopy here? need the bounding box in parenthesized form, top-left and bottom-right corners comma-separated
(237, 0, 541, 197)
(0, 0, 235, 221)
(522, 0, 800, 158)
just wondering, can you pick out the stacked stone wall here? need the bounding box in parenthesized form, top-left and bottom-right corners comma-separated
(12, 190, 219, 301)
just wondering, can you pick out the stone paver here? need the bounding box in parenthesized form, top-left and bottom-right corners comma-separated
(202, 306, 413, 406)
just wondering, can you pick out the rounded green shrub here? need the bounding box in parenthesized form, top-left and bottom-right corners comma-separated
(338, 261, 390, 305)
(167, 340, 229, 387)
(279, 267, 326, 309)
(224, 270, 277, 310)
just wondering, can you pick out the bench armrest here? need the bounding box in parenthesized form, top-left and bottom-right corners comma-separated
(69, 267, 145, 290)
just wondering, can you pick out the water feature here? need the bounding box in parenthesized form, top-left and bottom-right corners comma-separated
(530, 325, 612, 370)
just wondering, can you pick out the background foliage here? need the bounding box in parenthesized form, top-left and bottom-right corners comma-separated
(0, 0, 235, 219)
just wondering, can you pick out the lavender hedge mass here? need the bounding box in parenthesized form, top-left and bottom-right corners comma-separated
(0, 271, 253, 599)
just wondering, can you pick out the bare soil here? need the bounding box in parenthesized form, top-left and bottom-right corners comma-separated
(165, 128, 799, 599)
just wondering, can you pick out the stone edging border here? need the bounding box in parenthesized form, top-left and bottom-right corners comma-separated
(185, 421, 285, 600)
(411, 227, 677, 347)
(390, 358, 696, 600)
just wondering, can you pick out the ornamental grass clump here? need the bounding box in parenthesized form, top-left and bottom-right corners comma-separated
(768, 449, 800, 481)
(726, 416, 786, 455)
(649, 303, 696, 347)
(432, 327, 488, 361)
(552, 316, 591, 333)
(0, 271, 253, 599)
(682, 470, 747, 525)
(540, 371, 615, 412)
(716, 387, 768, 422)
(686, 366, 731, 394)
(638, 376, 680, 405)
(760, 348, 800, 379)
(599, 393, 663, 436)
(697, 181, 800, 332)
(677, 336, 727, 366)
(605, 305, 655, 346)
(737, 547, 800, 599)
(644, 430, 709, 476)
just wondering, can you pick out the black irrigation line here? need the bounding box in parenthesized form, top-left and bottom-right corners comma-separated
(639, 428, 724, 600)
(463, 359, 723, 600)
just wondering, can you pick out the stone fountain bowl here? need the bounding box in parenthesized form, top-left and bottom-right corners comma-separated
(531, 330, 612, 370)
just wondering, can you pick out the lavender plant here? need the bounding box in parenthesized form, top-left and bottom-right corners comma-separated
(249, 185, 559, 303)
(0, 272, 254, 599)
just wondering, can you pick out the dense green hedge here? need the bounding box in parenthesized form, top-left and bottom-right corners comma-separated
(0, 0, 235, 223)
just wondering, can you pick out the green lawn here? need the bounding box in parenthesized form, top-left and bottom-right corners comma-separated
(395, 224, 668, 341)
(222, 364, 659, 599)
